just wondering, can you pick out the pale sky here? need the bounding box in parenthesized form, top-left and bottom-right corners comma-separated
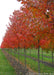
(0, 0, 22, 45)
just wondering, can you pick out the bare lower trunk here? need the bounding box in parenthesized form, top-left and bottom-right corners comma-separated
(42, 49, 43, 63)
(38, 47, 40, 74)
(24, 48, 26, 75)
(52, 51, 53, 64)
(18, 48, 20, 75)
(30, 49, 31, 57)
(38, 40, 40, 74)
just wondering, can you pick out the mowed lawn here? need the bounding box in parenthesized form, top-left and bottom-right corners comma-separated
(6, 48, 54, 73)
(0, 49, 16, 75)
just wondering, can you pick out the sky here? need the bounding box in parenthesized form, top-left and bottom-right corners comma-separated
(0, 0, 22, 46)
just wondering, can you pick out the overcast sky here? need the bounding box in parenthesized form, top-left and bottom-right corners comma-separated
(0, 0, 22, 45)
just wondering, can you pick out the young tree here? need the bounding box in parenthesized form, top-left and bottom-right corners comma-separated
(1, 0, 54, 73)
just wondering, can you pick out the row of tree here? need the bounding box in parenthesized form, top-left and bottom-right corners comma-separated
(1, 0, 54, 73)
(1, 0, 54, 51)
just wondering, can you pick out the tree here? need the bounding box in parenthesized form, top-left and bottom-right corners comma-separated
(1, 0, 54, 73)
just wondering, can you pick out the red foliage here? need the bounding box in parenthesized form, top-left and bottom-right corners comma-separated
(1, 0, 54, 51)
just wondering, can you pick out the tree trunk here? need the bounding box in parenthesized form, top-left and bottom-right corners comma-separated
(38, 40, 40, 74)
(30, 49, 31, 57)
(24, 48, 26, 75)
(18, 48, 20, 75)
(52, 51, 53, 64)
(42, 49, 43, 63)
(18, 48, 19, 62)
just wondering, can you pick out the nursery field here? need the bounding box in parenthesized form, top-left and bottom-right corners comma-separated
(0, 49, 16, 75)
(0, 0, 54, 75)
(5, 48, 54, 73)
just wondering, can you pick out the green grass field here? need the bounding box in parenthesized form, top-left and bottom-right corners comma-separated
(19, 48, 54, 63)
(6, 48, 54, 73)
(0, 49, 16, 75)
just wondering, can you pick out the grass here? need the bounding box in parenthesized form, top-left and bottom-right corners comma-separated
(8, 48, 54, 63)
(0, 49, 16, 75)
(21, 48, 54, 63)
(6, 48, 54, 73)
